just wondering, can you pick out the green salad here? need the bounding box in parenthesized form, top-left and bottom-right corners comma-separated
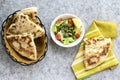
(52, 18, 82, 45)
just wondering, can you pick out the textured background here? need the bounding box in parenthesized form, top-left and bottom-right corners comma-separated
(0, 0, 120, 80)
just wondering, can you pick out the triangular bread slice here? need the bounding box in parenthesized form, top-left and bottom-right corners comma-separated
(84, 38, 111, 70)
(6, 33, 37, 60)
(15, 7, 40, 25)
(17, 7, 38, 18)
(7, 13, 45, 39)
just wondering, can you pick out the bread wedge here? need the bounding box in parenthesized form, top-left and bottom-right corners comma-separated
(7, 13, 45, 39)
(84, 38, 111, 70)
(6, 33, 37, 60)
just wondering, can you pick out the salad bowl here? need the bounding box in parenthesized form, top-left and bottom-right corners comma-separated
(50, 13, 85, 47)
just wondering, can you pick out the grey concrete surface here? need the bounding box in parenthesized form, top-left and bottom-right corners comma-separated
(0, 0, 120, 80)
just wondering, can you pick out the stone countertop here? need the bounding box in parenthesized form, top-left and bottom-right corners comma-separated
(0, 0, 120, 80)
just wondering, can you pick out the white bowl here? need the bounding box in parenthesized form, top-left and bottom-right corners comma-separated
(50, 13, 85, 47)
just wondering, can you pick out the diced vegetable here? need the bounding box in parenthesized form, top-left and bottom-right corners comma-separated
(75, 33, 80, 38)
(55, 20, 65, 27)
(62, 38, 69, 45)
(72, 35, 77, 40)
(62, 37, 75, 45)
(68, 18, 73, 24)
(52, 26, 57, 33)
(55, 34, 61, 41)
(55, 18, 62, 24)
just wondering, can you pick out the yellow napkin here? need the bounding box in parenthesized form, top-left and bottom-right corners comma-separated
(71, 20, 119, 80)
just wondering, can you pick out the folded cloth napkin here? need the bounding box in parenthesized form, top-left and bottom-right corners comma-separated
(71, 20, 119, 80)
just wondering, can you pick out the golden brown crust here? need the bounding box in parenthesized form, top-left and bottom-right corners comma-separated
(84, 38, 111, 70)
(6, 34, 37, 60)
(7, 13, 45, 39)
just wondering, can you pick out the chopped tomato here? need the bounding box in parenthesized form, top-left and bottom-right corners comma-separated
(75, 33, 80, 38)
(55, 18, 62, 24)
(55, 34, 61, 41)
(68, 18, 73, 24)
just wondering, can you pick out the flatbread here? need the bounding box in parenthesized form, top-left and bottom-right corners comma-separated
(15, 7, 40, 25)
(84, 38, 111, 70)
(6, 33, 37, 60)
(17, 7, 38, 18)
(7, 13, 45, 39)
